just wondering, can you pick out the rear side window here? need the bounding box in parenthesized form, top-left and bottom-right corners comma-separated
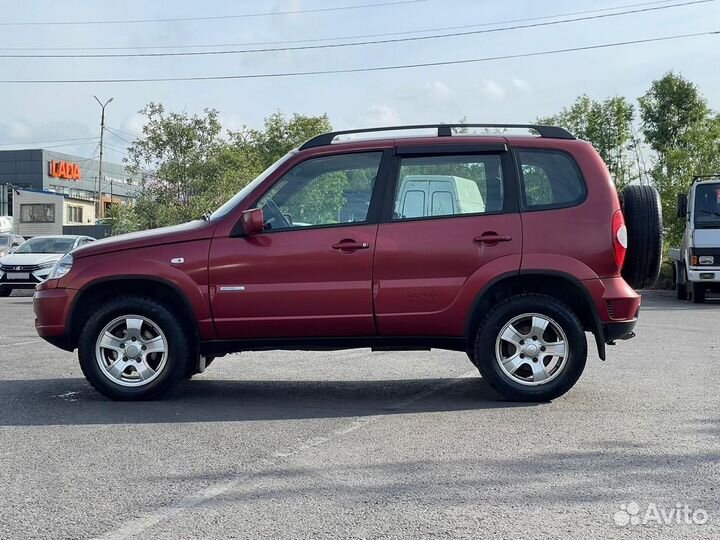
(392, 154, 505, 220)
(517, 150, 585, 209)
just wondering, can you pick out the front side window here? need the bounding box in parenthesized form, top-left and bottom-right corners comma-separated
(255, 152, 382, 231)
(392, 154, 504, 220)
(20, 204, 55, 223)
(518, 150, 586, 209)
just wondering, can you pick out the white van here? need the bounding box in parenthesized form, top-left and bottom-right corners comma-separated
(394, 175, 485, 219)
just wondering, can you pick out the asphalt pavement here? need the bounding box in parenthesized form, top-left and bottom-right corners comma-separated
(0, 290, 718, 539)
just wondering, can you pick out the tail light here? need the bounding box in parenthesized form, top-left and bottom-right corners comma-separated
(612, 209, 627, 268)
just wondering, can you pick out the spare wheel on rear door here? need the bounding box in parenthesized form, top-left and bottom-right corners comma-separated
(620, 184, 663, 290)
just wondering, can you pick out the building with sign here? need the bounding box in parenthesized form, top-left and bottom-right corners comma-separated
(0, 148, 137, 223)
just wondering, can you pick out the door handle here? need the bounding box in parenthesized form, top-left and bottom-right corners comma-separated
(474, 233, 513, 245)
(332, 240, 370, 251)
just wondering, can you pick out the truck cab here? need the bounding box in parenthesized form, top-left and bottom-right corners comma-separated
(671, 176, 720, 303)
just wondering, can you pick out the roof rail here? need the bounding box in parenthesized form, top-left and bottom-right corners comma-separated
(299, 123, 575, 150)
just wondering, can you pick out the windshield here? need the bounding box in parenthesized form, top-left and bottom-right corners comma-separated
(694, 182, 720, 229)
(14, 237, 75, 254)
(210, 150, 298, 221)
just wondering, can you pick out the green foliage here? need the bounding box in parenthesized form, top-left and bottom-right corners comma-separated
(538, 94, 637, 189)
(639, 72, 720, 250)
(119, 108, 331, 231)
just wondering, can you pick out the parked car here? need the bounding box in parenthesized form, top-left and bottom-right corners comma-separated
(670, 175, 720, 303)
(33, 123, 662, 402)
(0, 235, 94, 296)
(0, 216, 14, 234)
(0, 233, 25, 258)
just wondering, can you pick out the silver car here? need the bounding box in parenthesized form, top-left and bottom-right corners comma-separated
(0, 233, 25, 258)
(0, 235, 94, 296)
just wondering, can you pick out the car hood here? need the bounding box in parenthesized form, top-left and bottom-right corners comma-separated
(0, 253, 63, 267)
(73, 219, 218, 258)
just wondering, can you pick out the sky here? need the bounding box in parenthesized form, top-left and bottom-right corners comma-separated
(0, 0, 718, 164)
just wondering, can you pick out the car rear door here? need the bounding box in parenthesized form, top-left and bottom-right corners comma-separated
(373, 142, 523, 336)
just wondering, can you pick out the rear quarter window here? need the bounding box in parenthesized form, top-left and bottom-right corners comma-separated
(517, 149, 586, 210)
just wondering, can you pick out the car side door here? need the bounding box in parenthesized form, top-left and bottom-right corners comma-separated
(209, 150, 392, 339)
(372, 143, 523, 336)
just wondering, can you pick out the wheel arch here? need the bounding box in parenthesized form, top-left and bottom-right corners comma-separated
(465, 270, 606, 359)
(67, 276, 201, 353)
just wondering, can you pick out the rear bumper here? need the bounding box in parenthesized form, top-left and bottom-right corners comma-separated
(603, 319, 637, 343)
(33, 287, 77, 351)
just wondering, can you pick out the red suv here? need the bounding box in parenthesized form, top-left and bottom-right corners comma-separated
(33, 124, 662, 402)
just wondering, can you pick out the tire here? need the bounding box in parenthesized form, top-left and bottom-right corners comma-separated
(0, 287, 11, 297)
(473, 293, 587, 402)
(675, 264, 687, 300)
(621, 185, 663, 290)
(78, 296, 193, 400)
(691, 282, 706, 304)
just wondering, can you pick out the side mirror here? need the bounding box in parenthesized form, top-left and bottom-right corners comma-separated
(241, 208, 265, 235)
(677, 193, 688, 219)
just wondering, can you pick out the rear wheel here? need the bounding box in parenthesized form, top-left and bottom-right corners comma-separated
(691, 282, 706, 304)
(472, 294, 587, 402)
(78, 296, 193, 400)
(621, 185, 663, 289)
(0, 287, 11, 297)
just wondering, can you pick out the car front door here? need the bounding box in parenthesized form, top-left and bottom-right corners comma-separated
(373, 144, 523, 336)
(209, 150, 390, 339)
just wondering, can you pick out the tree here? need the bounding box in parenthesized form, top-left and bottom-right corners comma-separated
(639, 72, 720, 248)
(538, 95, 637, 188)
(119, 108, 331, 231)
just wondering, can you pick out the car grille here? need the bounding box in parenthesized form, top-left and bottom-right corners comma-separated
(0, 264, 40, 272)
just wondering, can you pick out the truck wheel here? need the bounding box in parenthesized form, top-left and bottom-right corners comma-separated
(78, 296, 193, 400)
(675, 265, 687, 300)
(0, 287, 11, 297)
(472, 294, 587, 402)
(621, 185, 663, 290)
(691, 282, 706, 304)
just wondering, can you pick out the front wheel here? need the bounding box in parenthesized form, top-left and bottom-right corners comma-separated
(691, 282, 706, 304)
(675, 264, 688, 300)
(473, 294, 587, 402)
(78, 296, 193, 400)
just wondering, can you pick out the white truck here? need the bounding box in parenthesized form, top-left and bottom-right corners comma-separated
(670, 175, 720, 303)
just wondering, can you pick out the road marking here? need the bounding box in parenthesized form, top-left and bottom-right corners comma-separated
(3, 339, 43, 348)
(92, 370, 478, 540)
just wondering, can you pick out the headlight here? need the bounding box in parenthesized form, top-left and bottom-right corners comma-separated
(36, 261, 56, 269)
(48, 254, 74, 280)
(699, 256, 714, 265)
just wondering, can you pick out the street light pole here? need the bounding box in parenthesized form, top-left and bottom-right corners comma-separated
(93, 96, 113, 219)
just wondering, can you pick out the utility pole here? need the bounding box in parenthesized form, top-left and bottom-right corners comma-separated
(93, 96, 113, 218)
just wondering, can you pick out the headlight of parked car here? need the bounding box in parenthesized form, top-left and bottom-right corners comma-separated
(36, 261, 56, 270)
(48, 254, 74, 280)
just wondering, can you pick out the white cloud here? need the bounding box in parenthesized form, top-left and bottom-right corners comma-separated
(425, 81, 454, 101)
(479, 80, 506, 100)
(512, 78, 530, 92)
(365, 104, 401, 126)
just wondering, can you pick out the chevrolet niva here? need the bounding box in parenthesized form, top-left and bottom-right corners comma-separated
(33, 124, 662, 401)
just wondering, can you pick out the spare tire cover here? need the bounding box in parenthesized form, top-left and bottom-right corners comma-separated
(621, 184, 663, 290)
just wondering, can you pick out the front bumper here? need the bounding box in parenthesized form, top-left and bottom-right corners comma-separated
(687, 267, 720, 283)
(33, 287, 77, 351)
(0, 267, 53, 289)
